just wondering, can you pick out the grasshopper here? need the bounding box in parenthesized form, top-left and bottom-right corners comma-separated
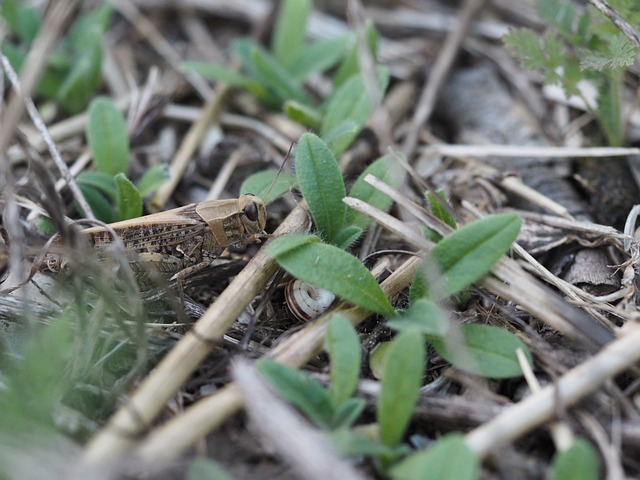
(46, 194, 267, 289)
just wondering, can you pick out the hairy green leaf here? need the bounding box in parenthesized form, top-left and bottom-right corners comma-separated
(295, 133, 346, 243)
(378, 331, 425, 446)
(429, 213, 521, 297)
(266, 237, 395, 317)
(429, 324, 532, 378)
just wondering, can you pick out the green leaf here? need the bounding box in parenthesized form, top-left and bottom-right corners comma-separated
(57, 40, 103, 113)
(271, 0, 311, 70)
(266, 236, 395, 317)
(378, 331, 425, 446)
(2, 316, 74, 428)
(66, 3, 112, 49)
(333, 225, 363, 250)
(264, 233, 321, 258)
(251, 46, 308, 105)
(240, 169, 298, 204)
(290, 35, 351, 80)
(369, 341, 391, 380)
(2, 0, 41, 43)
(426, 190, 457, 229)
(548, 438, 599, 480)
(283, 100, 322, 129)
(321, 68, 389, 155)
(57, 4, 112, 113)
(331, 398, 365, 429)
(332, 428, 402, 459)
(295, 133, 347, 244)
(87, 97, 130, 176)
(345, 154, 405, 229)
(594, 73, 623, 146)
(184, 59, 270, 102)
(76, 171, 117, 199)
(136, 165, 169, 197)
(187, 457, 234, 480)
(429, 324, 532, 378)
(390, 434, 479, 480)
(332, 21, 379, 88)
(322, 120, 361, 156)
(408, 265, 428, 305)
(180, 61, 262, 91)
(78, 184, 114, 223)
(257, 359, 333, 428)
(429, 213, 521, 297)
(115, 173, 143, 220)
(325, 315, 361, 406)
(387, 299, 449, 337)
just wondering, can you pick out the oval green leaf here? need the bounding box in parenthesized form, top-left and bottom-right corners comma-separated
(78, 184, 114, 223)
(251, 46, 308, 105)
(387, 298, 449, 337)
(333, 225, 363, 250)
(325, 315, 361, 406)
(290, 35, 351, 80)
(271, 0, 311, 70)
(257, 359, 333, 428)
(240, 169, 298, 204)
(549, 438, 599, 480)
(87, 97, 129, 176)
(429, 324, 532, 379)
(283, 100, 322, 129)
(321, 66, 388, 155)
(115, 173, 142, 220)
(136, 165, 169, 197)
(430, 213, 521, 296)
(265, 233, 321, 258)
(76, 171, 116, 199)
(295, 133, 347, 244)
(390, 434, 479, 480)
(266, 236, 394, 317)
(378, 331, 425, 446)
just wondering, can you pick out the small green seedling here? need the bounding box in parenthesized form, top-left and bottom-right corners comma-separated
(503, 0, 640, 146)
(183, 0, 388, 157)
(2, 1, 112, 113)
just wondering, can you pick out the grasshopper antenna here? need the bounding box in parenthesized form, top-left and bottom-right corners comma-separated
(262, 142, 295, 203)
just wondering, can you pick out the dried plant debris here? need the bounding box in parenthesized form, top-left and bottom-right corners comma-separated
(3, 0, 640, 479)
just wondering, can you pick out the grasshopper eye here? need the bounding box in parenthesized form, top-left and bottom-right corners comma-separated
(244, 202, 259, 222)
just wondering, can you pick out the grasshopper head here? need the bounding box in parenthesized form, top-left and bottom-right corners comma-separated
(238, 194, 267, 235)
